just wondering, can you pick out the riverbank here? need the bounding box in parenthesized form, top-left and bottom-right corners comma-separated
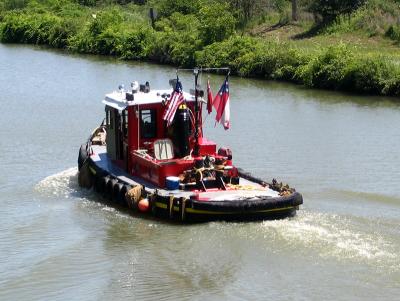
(1, 0, 399, 97)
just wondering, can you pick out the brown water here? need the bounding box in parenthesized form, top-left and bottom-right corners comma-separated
(0, 44, 399, 301)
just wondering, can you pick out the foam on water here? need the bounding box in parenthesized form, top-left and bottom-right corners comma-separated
(260, 210, 399, 270)
(34, 168, 132, 222)
(34, 167, 80, 198)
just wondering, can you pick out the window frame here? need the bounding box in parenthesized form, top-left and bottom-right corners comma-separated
(139, 109, 157, 139)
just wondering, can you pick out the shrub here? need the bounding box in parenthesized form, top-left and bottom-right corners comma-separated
(296, 44, 400, 96)
(76, 0, 97, 6)
(386, 25, 400, 42)
(197, 2, 236, 45)
(343, 56, 397, 94)
(0, 12, 63, 44)
(382, 76, 400, 96)
(88, 8, 124, 36)
(297, 44, 354, 90)
(149, 12, 202, 66)
(116, 26, 154, 59)
(3, 0, 28, 10)
(195, 35, 258, 72)
(152, 0, 201, 17)
(0, 13, 28, 42)
(68, 8, 125, 55)
(236, 42, 308, 81)
(150, 32, 200, 66)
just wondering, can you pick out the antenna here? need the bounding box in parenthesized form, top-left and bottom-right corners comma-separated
(193, 68, 200, 157)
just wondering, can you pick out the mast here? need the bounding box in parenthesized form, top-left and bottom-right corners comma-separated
(175, 67, 230, 157)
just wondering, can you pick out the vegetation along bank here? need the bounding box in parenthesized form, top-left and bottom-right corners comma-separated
(1, 0, 400, 97)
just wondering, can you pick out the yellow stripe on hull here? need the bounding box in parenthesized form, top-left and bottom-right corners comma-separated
(89, 166, 97, 175)
(154, 202, 295, 215)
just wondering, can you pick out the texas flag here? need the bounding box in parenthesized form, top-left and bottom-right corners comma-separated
(213, 78, 230, 130)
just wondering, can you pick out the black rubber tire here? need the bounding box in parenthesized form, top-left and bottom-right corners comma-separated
(100, 176, 111, 198)
(94, 173, 104, 193)
(106, 178, 118, 202)
(78, 144, 88, 171)
(112, 182, 124, 204)
(119, 184, 131, 207)
(78, 162, 93, 189)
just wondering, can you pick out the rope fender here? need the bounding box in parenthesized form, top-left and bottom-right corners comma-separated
(125, 185, 143, 209)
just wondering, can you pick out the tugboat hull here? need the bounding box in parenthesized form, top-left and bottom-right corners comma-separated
(79, 142, 303, 223)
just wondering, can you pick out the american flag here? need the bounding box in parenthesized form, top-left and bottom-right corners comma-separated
(214, 78, 230, 130)
(163, 78, 185, 126)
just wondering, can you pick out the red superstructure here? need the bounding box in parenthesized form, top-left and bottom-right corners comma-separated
(103, 82, 233, 189)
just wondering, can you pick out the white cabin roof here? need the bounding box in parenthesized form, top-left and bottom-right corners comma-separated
(103, 89, 195, 111)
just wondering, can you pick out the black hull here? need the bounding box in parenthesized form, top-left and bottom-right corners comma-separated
(152, 205, 298, 222)
(78, 143, 303, 223)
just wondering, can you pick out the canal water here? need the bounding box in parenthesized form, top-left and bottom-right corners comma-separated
(0, 44, 399, 300)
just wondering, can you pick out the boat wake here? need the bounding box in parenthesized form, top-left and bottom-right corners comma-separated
(259, 210, 399, 270)
(34, 167, 95, 200)
(35, 167, 79, 197)
(34, 167, 128, 217)
(33, 169, 399, 272)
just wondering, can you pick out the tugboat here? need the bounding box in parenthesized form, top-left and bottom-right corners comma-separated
(78, 68, 303, 222)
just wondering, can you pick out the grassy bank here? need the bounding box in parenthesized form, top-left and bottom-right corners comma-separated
(1, 0, 400, 97)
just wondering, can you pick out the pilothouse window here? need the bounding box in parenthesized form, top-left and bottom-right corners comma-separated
(121, 110, 128, 139)
(140, 109, 156, 139)
(106, 110, 113, 130)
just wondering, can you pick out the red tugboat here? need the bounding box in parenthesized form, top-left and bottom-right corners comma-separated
(78, 68, 303, 222)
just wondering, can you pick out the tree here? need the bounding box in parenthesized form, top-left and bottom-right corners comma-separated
(292, 0, 298, 21)
(228, 0, 282, 25)
(307, 0, 366, 24)
(227, 0, 257, 25)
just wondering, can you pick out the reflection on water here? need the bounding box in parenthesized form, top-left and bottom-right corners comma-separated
(1, 44, 400, 300)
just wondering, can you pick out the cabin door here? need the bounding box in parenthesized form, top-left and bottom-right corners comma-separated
(118, 110, 129, 168)
(105, 107, 119, 160)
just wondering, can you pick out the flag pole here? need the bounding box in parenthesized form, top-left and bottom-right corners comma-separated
(174, 67, 230, 155)
(193, 68, 200, 157)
